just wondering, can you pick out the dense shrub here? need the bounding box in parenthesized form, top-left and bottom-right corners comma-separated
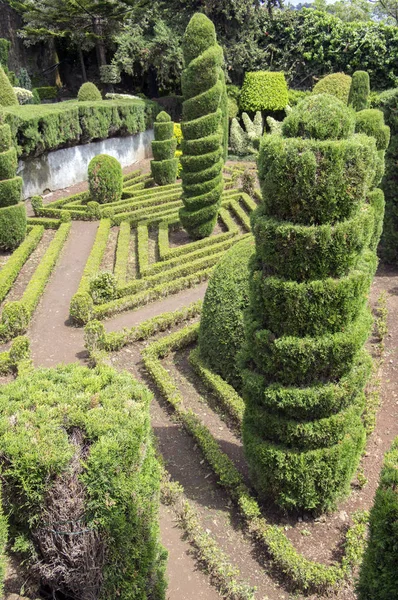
(230, 111, 263, 156)
(78, 82, 102, 102)
(199, 237, 255, 390)
(100, 64, 121, 84)
(0, 65, 18, 107)
(0, 364, 167, 600)
(373, 88, 398, 263)
(33, 86, 58, 100)
(179, 13, 226, 239)
(312, 73, 352, 104)
(241, 94, 384, 512)
(0, 108, 25, 249)
(348, 71, 370, 111)
(357, 438, 398, 600)
(17, 68, 32, 91)
(88, 154, 123, 204)
(89, 272, 118, 304)
(151, 111, 178, 185)
(239, 71, 288, 112)
(13, 87, 34, 106)
(287, 89, 310, 106)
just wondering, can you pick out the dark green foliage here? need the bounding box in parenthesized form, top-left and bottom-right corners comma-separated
(180, 13, 226, 239)
(257, 134, 377, 226)
(0, 204, 27, 250)
(357, 437, 398, 600)
(151, 110, 178, 186)
(312, 73, 352, 104)
(282, 94, 355, 140)
(0, 364, 167, 600)
(241, 95, 382, 512)
(0, 66, 18, 107)
(373, 88, 398, 263)
(199, 236, 255, 390)
(17, 68, 32, 91)
(88, 154, 123, 204)
(287, 89, 310, 106)
(0, 39, 10, 69)
(34, 86, 58, 100)
(239, 71, 288, 112)
(355, 109, 390, 150)
(348, 71, 370, 112)
(77, 82, 102, 102)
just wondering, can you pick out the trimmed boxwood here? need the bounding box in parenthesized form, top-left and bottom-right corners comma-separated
(240, 94, 382, 512)
(0, 176, 23, 207)
(348, 71, 370, 112)
(257, 134, 378, 225)
(239, 71, 288, 112)
(0, 65, 18, 107)
(88, 154, 123, 204)
(199, 236, 255, 390)
(151, 111, 178, 185)
(0, 147, 18, 180)
(179, 13, 226, 239)
(355, 109, 390, 151)
(312, 73, 352, 104)
(0, 363, 167, 600)
(77, 81, 102, 102)
(357, 437, 398, 599)
(0, 204, 26, 250)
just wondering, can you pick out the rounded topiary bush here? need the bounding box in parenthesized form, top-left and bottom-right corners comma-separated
(282, 94, 355, 140)
(198, 236, 254, 390)
(357, 437, 398, 600)
(88, 154, 123, 204)
(312, 73, 352, 104)
(0, 363, 167, 600)
(0, 65, 18, 107)
(239, 71, 288, 112)
(77, 81, 102, 102)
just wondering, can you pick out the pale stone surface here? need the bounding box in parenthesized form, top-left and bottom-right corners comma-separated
(18, 129, 154, 199)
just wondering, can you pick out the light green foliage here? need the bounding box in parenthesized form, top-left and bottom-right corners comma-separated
(312, 73, 352, 104)
(0, 364, 167, 600)
(151, 111, 178, 185)
(0, 108, 26, 250)
(287, 89, 311, 106)
(199, 237, 255, 390)
(239, 71, 288, 112)
(242, 94, 384, 512)
(230, 112, 263, 156)
(0, 65, 18, 107)
(357, 437, 398, 599)
(88, 155, 123, 204)
(100, 64, 121, 84)
(283, 94, 355, 140)
(348, 71, 370, 111)
(180, 13, 226, 239)
(13, 87, 34, 106)
(77, 82, 102, 102)
(89, 271, 118, 304)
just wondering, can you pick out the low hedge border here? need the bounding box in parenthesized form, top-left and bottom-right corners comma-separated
(161, 472, 255, 600)
(114, 221, 130, 283)
(0, 335, 31, 376)
(137, 223, 149, 276)
(26, 217, 61, 229)
(141, 325, 369, 593)
(0, 222, 71, 341)
(230, 200, 251, 231)
(77, 219, 111, 295)
(0, 225, 43, 303)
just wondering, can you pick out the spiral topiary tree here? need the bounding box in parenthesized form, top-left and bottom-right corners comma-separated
(179, 13, 227, 239)
(88, 154, 123, 204)
(0, 107, 26, 250)
(151, 111, 178, 185)
(242, 94, 385, 512)
(348, 71, 370, 111)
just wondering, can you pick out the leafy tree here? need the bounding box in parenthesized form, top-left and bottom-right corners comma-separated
(370, 0, 398, 24)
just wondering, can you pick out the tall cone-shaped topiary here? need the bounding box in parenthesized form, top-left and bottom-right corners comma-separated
(179, 13, 226, 239)
(0, 65, 18, 107)
(151, 111, 178, 185)
(0, 107, 26, 250)
(242, 94, 385, 512)
(348, 71, 370, 112)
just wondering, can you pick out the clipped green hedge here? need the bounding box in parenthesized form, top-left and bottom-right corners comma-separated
(312, 72, 352, 104)
(34, 86, 58, 100)
(241, 94, 383, 512)
(357, 437, 398, 600)
(88, 154, 123, 204)
(179, 13, 225, 239)
(0, 65, 18, 107)
(348, 71, 370, 111)
(3, 98, 159, 158)
(77, 81, 102, 102)
(0, 204, 27, 250)
(0, 364, 167, 600)
(199, 236, 255, 390)
(239, 71, 288, 112)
